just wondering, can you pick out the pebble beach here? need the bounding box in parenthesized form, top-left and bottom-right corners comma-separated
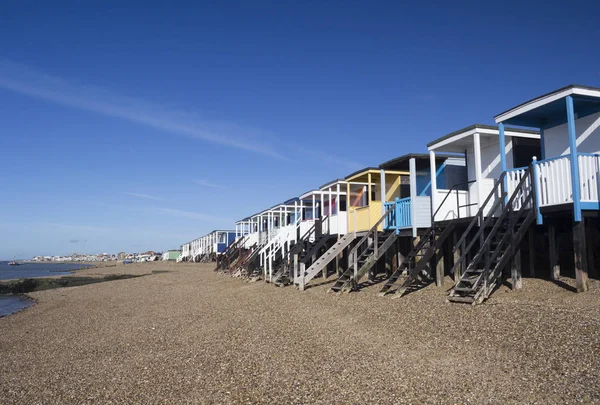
(1, 262, 599, 404)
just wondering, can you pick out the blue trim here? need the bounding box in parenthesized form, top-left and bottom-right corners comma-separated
(539, 127, 545, 160)
(419, 161, 447, 196)
(532, 160, 543, 225)
(566, 96, 582, 222)
(580, 201, 600, 210)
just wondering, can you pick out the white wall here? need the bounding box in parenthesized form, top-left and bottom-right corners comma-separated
(465, 136, 514, 183)
(544, 111, 600, 157)
(433, 190, 469, 221)
(413, 196, 432, 228)
(323, 212, 348, 235)
(244, 232, 259, 249)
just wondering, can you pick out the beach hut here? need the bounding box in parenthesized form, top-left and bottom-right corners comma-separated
(162, 250, 181, 261)
(324, 155, 468, 294)
(296, 161, 460, 292)
(489, 84, 600, 296)
(400, 124, 541, 304)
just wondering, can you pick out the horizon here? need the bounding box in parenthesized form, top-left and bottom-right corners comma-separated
(2, 1, 600, 258)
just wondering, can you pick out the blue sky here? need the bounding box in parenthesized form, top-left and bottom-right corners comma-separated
(1, 0, 599, 259)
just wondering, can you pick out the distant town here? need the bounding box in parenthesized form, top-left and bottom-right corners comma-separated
(30, 250, 181, 263)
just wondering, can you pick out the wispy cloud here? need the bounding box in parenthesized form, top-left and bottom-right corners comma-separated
(154, 207, 232, 223)
(193, 179, 226, 189)
(0, 60, 286, 160)
(123, 192, 164, 201)
(43, 222, 113, 232)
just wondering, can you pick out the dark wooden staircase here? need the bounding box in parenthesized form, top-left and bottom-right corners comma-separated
(329, 206, 397, 293)
(378, 224, 455, 298)
(448, 165, 537, 304)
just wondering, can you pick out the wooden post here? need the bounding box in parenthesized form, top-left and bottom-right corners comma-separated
(293, 253, 299, 284)
(511, 246, 522, 290)
(573, 220, 588, 293)
(528, 228, 536, 278)
(586, 219, 595, 280)
(452, 229, 461, 282)
(299, 263, 306, 291)
(548, 222, 560, 280)
(435, 237, 444, 287)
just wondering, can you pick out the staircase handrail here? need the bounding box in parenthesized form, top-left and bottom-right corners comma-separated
(466, 166, 534, 277)
(225, 235, 246, 257)
(451, 172, 507, 256)
(299, 214, 330, 242)
(432, 180, 477, 222)
(260, 212, 302, 257)
(450, 165, 534, 279)
(349, 205, 395, 265)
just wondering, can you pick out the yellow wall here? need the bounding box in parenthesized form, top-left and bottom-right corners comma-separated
(348, 201, 383, 233)
(386, 175, 401, 201)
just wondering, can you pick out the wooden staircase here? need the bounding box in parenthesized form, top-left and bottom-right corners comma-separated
(378, 224, 455, 298)
(296, 233, 362, 291)
(215, 236, 246, 271)
(329, 206, 397, 293)
(448, 165, 537, 304)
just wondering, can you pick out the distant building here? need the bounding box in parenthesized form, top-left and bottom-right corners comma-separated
(162, 250, 181, 261)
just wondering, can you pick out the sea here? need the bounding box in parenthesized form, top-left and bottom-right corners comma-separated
(0, 261, 92, 317)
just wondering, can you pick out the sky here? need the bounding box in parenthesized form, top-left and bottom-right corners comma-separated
(1, 0, 599, 259)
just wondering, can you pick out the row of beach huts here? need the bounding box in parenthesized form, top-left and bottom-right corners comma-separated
(178, 85, 600, 304)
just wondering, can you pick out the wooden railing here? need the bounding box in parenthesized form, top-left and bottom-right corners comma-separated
(384, 197, 411, 230)
(578, 154, 600, 202)
(535, 155, 572, 207)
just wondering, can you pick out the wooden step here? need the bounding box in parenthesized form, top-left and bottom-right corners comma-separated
(447, 295, 475, 304)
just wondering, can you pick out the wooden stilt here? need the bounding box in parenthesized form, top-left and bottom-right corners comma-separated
(435, 237, 444, 287)
(299, 263, 306, 291)
(585, 218, 595, 279)
(511, 245, 522, 290)
(452, 229, 461, 282)
(293, 253, 299, 284)
(573, 220, 588, 292)
(548, 222, 560, 280)
(528, 228, 535, 278)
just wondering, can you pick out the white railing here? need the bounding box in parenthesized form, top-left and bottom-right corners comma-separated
(578, 154, 600, 202)
(506, 166, 532, 210)
(536, 156, 572, 207)
(260, 213, 302, 280)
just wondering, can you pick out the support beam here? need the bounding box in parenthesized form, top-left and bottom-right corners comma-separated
(511, 246, 522, 290)
(528, 228, 536, 278)
(473, 132, 483, 213)
(548, 222, 560, 280)
(566, 96, 582, 222)
(429, 151, 438, 219)
(380, 169, 386, 217)
(498, 123, 507, 172)
(452, 229, 462, 282)
(573, 220, 588, 292)
(367, 173, 372, 205)
(409, 158, 417, 237)
(498, 123, 508, 204)
(435, 245, 444, 287)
